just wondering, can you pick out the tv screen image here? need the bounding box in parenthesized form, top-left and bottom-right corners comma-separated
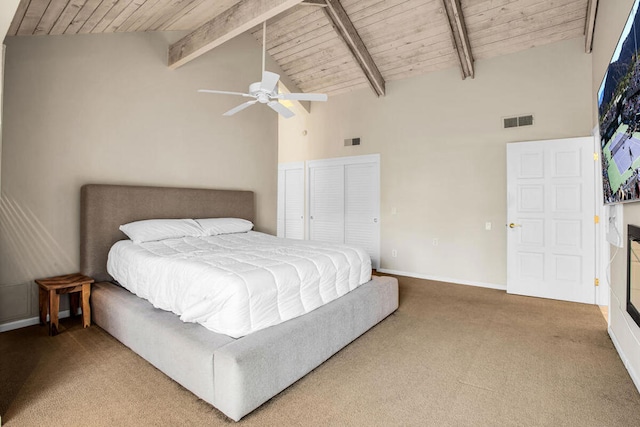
(598, 0, 640, 204)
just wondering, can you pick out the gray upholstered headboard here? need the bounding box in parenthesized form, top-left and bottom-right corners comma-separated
(80, 184, 255, 282)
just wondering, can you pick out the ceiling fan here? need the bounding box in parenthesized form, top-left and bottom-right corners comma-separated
(198, 22, 328, 118)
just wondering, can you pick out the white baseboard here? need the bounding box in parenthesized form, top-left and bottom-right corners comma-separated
(375, 268, 507, 291)
(0, 310, 72, 333)
(608, 325, 640, 394)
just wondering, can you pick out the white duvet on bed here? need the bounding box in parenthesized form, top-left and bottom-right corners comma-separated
(107, 231, 371, 338)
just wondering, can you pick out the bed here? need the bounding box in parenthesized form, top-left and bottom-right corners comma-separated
(80, 184, 399, 421)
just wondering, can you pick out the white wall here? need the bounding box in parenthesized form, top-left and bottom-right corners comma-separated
(592, 0, 640, 392)
(279, 37, 593, 287)
(0, 31, 279, 326)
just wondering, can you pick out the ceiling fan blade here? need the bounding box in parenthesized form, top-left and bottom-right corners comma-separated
(198, 89, 251, 97)
(223, 100, 258, 116)
(276, 93, 328, 102)
(260, 71, 280, 93)
(267, 101, 295, 118)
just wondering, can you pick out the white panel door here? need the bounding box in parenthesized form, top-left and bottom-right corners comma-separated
(345, 162, 380, 268)
(309, 164, 345, 243)
(506, 137, 596, 304)
(277, 163, 305, 239)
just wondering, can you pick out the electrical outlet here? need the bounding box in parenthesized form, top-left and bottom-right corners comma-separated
(485, 222, 492, 231)
(391, 207, 397, 215)
(391, 249, 397, 258)
(432, 238, 438, 246)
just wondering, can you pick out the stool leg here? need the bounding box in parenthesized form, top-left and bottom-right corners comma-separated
(81, 283, 91, 328)
(49, 290, 60, 336)
(70, 293, 79, 317)
(38, 288, 48, 326)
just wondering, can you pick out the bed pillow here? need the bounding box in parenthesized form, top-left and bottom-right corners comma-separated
(195, 218, 254, 236)
(119, 219, 205, 243)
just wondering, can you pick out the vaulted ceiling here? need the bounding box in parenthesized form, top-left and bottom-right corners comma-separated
(7, 0, 598, 96)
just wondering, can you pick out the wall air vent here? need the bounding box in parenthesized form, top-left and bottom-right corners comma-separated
(503, 117, 518, 128)
(503, 115, 534, 129)
(344, 137, 361, 146)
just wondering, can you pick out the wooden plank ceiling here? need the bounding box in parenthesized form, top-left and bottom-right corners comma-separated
(8, 0, 595, 96)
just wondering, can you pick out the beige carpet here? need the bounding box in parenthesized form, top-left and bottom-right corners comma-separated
(1, 275, 639, 426)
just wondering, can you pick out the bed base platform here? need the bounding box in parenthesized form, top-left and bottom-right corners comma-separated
(81, 184, 399, 421)
(91, 275, 399, 421)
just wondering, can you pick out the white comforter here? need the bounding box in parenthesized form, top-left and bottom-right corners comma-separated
(107, 231, 371, 338)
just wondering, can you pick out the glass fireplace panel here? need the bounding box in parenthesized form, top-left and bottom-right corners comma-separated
(626, 225, 640, 327)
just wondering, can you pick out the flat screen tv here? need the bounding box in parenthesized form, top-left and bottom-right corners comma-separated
(598, 0, 640, 204)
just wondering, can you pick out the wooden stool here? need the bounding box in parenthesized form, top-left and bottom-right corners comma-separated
(36, 273, 94, 336)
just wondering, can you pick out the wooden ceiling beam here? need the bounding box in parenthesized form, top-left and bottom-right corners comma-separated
(441, 0, 474, 79)
(168, 0, 303, 69)
(584, 0, 598, 53)
(323, 0, 385, 96)
(300, 0, 327, 6)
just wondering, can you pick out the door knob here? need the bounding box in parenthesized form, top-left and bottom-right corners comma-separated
(373, 218, 378, 223)
(509, 223, 521, 228)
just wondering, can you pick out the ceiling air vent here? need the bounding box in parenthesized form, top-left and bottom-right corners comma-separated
(503, 114, 534, 129)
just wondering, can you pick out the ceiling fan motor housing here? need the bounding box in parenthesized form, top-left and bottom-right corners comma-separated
(249, 82, 262, 94)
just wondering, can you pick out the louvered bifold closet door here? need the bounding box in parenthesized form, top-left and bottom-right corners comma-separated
(308, 154, 380, 269)
(284, 168, 305, 239)
(309, 165, 345, 244)
(277, 162, 305, 239)
(277, 169, 286, 237)
(345, 162, 380, 269)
